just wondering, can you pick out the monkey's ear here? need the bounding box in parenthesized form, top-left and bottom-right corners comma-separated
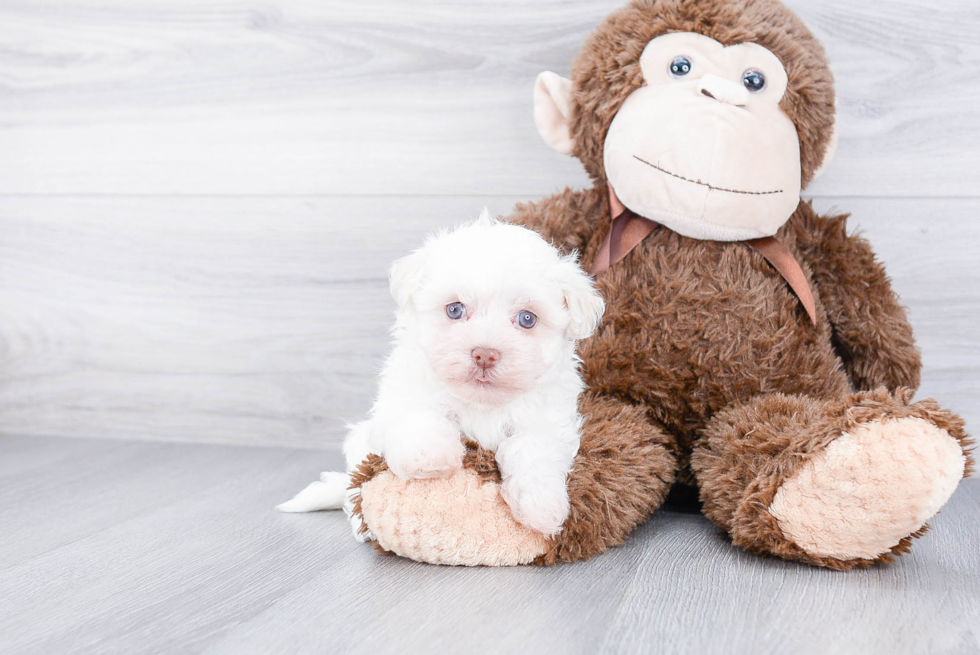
(810, 102, 838, 181)
(534, 71, 574, 155)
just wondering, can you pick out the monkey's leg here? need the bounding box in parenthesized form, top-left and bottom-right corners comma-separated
(541, 391, 678, 564)
(691, 389, 972, 569)
(351, 391, 677, 566)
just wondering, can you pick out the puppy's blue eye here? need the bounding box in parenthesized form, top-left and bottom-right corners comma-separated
(516, 310, 537, 329)
(669, 56, 692, 77)
(446, 302, 466, 320)
(742, 69, 766, 92)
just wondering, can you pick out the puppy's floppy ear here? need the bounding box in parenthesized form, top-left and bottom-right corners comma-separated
(557, 256, 605, 339)
(389, 249, 426, 310)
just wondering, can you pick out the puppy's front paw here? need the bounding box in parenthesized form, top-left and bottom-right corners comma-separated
(501, 475, 570, 537)
(384, 417, 464, 480)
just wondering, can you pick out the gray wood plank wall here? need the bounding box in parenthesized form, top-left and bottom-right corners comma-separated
(1, 0, 978, 448)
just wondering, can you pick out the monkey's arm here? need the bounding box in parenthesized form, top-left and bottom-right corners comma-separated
(505, 186, 601, 256)
(792, 202, 921, 392)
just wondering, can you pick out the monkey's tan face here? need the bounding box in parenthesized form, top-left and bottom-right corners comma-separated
(602, 33, 802, 241)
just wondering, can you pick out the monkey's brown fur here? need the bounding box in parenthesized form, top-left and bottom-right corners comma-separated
(352, 0, 973, 568)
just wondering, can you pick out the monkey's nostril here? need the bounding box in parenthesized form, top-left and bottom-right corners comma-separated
(701, 88, 716, 100)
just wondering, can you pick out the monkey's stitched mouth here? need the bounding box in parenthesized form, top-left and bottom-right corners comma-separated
(633, 155, 783, 196)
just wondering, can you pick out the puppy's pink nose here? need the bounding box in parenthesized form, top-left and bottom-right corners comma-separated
(471, 347, 500, 370)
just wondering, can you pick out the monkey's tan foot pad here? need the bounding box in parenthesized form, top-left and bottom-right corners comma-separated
(769, 417, 966, 560)
(357, 468, 550, 566)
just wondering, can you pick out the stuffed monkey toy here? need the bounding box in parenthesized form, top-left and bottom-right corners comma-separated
(349, 0, 973, 569)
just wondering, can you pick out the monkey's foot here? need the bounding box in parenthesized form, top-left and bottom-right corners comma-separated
(768, 416, 966, 560)
(356, 467, 550, 566)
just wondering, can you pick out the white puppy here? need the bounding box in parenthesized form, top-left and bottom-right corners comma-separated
(278, 210, 604, 536)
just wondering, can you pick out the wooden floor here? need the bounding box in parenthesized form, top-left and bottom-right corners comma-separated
(1, 434, 977, 654)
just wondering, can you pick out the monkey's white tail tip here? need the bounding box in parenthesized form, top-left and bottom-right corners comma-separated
(277, 471, 349, 512)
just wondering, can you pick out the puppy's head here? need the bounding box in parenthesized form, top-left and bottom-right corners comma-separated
(390, 210, 604, 406)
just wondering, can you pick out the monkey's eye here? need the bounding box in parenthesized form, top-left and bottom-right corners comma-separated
(742, 69, 766, 92)
(669, 56, 692, 77)
(516, 310, 537, 329)
(446, 302, 467, 320)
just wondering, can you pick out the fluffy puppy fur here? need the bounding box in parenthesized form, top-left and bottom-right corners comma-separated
(279, 211, 604, 537)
